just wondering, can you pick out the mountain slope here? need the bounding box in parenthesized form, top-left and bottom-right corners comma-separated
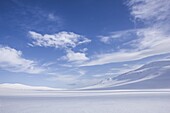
(0, 83, 62, 90)
(85, 60, 170, 89)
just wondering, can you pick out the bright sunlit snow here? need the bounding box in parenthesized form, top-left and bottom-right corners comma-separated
(1, 89, 170, 113)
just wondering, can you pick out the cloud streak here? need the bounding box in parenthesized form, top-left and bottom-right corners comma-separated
(80, 0, 170, 67)
(99, 29, 137, 44)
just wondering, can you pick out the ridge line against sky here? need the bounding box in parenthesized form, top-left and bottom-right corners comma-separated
(0, 0, 170, 88)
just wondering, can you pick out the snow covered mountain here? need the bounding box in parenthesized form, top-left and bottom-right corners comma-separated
(84, 60, 170, 89)
(0, 83, 62, 90)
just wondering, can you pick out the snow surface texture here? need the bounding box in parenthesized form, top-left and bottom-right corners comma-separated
(0, 89, 170, 113)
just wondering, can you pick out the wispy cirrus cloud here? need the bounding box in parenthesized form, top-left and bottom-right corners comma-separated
(0, 46, 45, 74)
(29, 31, 91, 49)
(9, 0, 63, 33)
(81, 0, 170, 67)
(99, 29, 137, 44)
(128, 0, 170, 23)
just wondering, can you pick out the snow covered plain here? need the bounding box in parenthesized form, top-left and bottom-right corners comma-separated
(0, 89, 170, 113)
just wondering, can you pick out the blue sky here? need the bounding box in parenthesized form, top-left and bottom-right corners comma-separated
(0, 0, 170, 88)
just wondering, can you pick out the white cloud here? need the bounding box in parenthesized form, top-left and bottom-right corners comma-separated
(78, 69, 86, 75)
(0, 46, 44, 74)
(80, 48, 88, 52)
(29, 31, 91, 49)
(47, 13, 60, 21)
(59, 64, 73, 68)
(81, 34, 170, 66)
(64, 49, 89, 62)
(128, 0, 170, 23)
(100, 36, 110, 43)
(80, 0, 170, 67)
(99, 29, 137, 43)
